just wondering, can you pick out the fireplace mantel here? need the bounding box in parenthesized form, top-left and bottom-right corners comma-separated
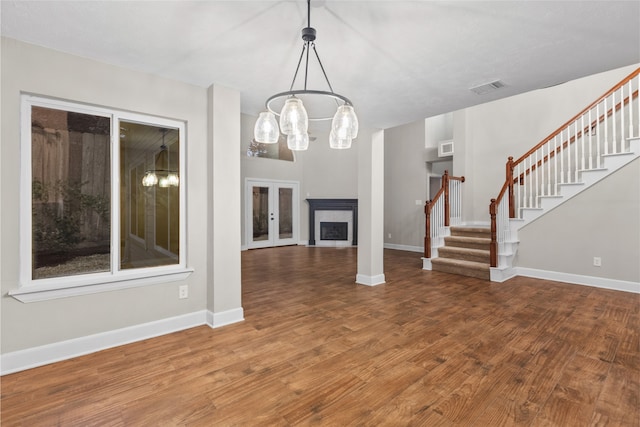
(306, 199, 358, 246)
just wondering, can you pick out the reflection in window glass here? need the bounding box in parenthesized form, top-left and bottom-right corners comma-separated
(252, 186, 269, 242)
(120, 123, 180, 269)
(31, 106, 111, 279)
(279, 188, 293, 239)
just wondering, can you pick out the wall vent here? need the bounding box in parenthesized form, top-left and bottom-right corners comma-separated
(469, 80, 506, 95)
(438, 140, 454, 157)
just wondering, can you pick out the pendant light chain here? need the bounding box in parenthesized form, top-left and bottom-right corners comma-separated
(253, 0, 358, 150)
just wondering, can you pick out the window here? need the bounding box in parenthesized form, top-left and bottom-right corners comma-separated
(15, 95, 189, 300)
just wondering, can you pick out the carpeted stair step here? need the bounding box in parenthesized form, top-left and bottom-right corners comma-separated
(431, 258, 490, 280)
(443, 235, 491, 251)
(450, 227, 491, 239)
(438, 246, 490, 264)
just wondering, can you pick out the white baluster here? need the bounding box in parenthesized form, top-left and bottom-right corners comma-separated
(529, 156, 533, 208)
(587, 108, 599, 169)
(596, 102, 602, 167)
(574, 121, 579, 181)
(560, 129, 565, 184)
(630, 76, 636, 138)
(604, 97, 609, 155)
(612, 90, 617, 154)
(546, 142, 551, 196)
(621, 86, 626, 151)
(515, 162, 521, 217)
(534, 150, 540, 208)
(553, 135, 558, 195)
(580, 114, 586, 170)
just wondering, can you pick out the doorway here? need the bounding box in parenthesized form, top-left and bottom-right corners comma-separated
(245, 179, 299, 249)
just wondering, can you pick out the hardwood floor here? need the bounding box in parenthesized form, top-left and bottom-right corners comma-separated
(2, 246, 638, 426)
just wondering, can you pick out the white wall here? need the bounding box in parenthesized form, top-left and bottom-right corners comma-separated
(384, 119, 427, 251)
(516, 159, 639, 283)
(1, 38, 241, 357)
(455, 64, 639, 223)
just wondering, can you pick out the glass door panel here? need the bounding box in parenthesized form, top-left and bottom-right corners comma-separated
(278, 188, 293, 240)
(246, 180, 298, 249)
(252, 186, 271, 244)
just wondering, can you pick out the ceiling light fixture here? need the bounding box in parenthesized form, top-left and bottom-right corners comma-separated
(254, 0, 358, 150)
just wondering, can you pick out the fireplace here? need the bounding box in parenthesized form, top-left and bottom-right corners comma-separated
(320, 222, 348, 241)
(306, 199, 358, 246)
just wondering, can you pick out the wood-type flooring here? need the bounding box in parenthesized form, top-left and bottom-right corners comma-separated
(1, 247, 638, 426)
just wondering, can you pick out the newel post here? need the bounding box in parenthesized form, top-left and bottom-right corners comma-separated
(489, 199, 498, 267)
(506, 156, 515, 218)
(443, 170, 450, 226)
(424, 201, 431, 258)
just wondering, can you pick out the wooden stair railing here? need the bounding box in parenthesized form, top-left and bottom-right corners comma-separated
(424, 170, 465, 258)
(490, 67, 640, 267)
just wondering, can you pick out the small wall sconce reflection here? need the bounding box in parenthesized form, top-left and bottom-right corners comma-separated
(142, 170, 180, 187)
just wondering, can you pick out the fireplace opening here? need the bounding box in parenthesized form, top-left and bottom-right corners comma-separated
(320, 222, 348, 241)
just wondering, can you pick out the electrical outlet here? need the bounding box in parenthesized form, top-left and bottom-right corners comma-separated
(593, 257, 602, 267)
(178, 284, 188, 299)
(388, 233, 391, 239)
(415, 199, 422, 206)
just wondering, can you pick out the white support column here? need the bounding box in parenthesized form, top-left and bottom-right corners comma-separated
(356, 129, 386, 286)
(207, 84, 244, 327)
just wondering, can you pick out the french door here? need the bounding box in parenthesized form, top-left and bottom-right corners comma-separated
(246, 179, 299, 249)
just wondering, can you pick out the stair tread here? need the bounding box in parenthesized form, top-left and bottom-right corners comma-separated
(450, 226, 490, 233)
(445, 236, 491, 243)
(439, 246, 489, 255)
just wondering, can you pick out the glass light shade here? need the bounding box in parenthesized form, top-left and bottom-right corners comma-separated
(331, 104, 358, 139)
(329, 131, 352, 150)
(279, 97, 308, 135)
(142, 171, 158, 187)
(158, 176, 170, 188)
(166, 173, 180, 187)
(287, 133, 309, 151)
(254, 111, 279, 144)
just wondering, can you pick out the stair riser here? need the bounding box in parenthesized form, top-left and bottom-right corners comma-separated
(431, 262, 490, 280)
(450, 230, 491, 239)
(445, 239, 490, 251)
(438, 250, 489, 264)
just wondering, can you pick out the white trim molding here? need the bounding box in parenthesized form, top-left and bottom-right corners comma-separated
(516, 267, 640, 294)
(206, 307, 245, 328)
(1, 310, 207, 375)
(384, 243, 423, 253)
(356, 274, 386, 287)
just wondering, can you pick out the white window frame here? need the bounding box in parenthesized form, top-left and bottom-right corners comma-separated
(11, 94, 191, 302)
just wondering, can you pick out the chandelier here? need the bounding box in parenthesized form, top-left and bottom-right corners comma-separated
(141, 128, 180, 187)
(253, 0, 358, 151)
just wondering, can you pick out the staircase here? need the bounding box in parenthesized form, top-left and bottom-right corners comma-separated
(430, 227, 490, 280)
(424, 67, 640, 282)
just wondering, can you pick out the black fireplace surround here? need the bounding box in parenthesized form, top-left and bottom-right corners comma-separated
(306, 198, 358, 246)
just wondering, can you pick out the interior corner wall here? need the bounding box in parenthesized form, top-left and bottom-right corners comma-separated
(1, 37, 209, 354)
(516, 159, 640, 283)
(454, 63, 639, 224)
(384, 119, 427, 251)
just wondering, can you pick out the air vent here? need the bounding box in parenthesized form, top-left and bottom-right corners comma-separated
(469, 80, 506, 95)
(438, 140, 454, 157)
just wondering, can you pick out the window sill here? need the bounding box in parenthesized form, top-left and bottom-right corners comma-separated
(8, 268, 194, 303)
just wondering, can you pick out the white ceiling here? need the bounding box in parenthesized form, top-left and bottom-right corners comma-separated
(2, 1, 639, 130)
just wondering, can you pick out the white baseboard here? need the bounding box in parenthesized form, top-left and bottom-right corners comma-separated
(516, 267, 640, 294)
(384, 243, 423, 253)
(1, 310, 208, 376)
(422, 257, 433, 270)
(206, 307, 245, 328)
(356, 273, 386, 286)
